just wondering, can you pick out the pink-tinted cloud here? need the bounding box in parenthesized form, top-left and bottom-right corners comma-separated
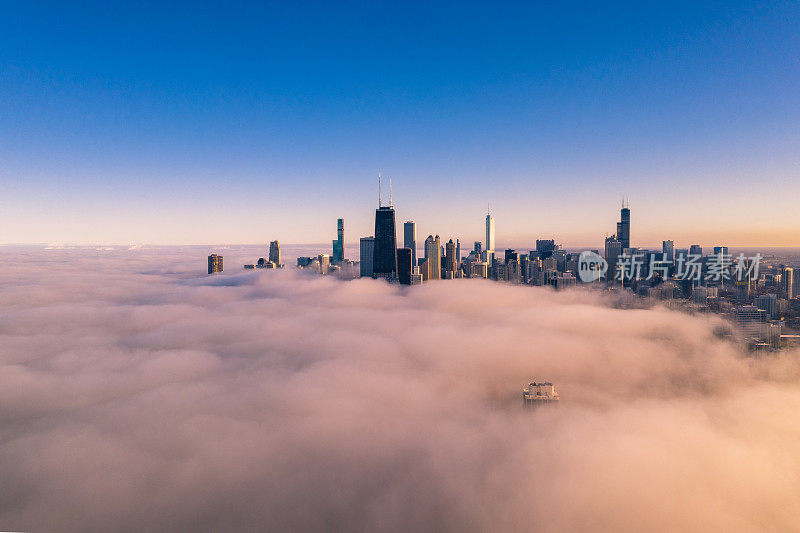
(1, 245, 799, 532)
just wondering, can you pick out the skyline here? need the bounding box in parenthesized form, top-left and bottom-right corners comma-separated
(1, 2, 799, 246)
(7, 191, 800, 251)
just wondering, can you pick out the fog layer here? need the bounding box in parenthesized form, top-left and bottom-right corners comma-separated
(1, 246, 799, 532)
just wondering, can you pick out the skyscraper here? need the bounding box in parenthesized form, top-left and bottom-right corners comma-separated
(783, 267, 795, 299)
(207, 254, 223, 274)
(403, 221, 417, 266)
(485, 211, 495, 255)
(455, 239, 461, 269)
(360, 237, 374, 278)
(317, 254, 330, 275)
(605, 237, 622, 281)
(536, 239, 556, 259)
(397, 248, 412, 285)
(445, 239, 456, 273)
(617, 199, 630, 249)
(662, 240, 674, 262)
(419, 258, 430, 281)
(424, 235, 441, 280)
(690, 244, 703, 257)
(332, 218, 344, 263)
(269, 240, 281, 266)
(373, 207, 398, 278)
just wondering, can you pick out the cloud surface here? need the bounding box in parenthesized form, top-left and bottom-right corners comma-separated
(1, 246, 799, 532)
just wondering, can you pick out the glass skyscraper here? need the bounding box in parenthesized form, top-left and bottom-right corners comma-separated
(372, 206, 398, 278)
(403, 221, 417, 267)
(332, 218, 344, 263)
(397, 247, 412, 285)
(617, 202, 630, 249)
(360, 237, 374, 278)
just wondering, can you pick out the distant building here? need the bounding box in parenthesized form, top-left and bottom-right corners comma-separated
(782, 267, 796, 299)
(318, 254, 330, 275)
(689, 244, 703, 257)
(332, 218, 344, 263)
(297, 257, 314, 268)
(455, 239, 461, 269)
(735, 305, 766, 339)
(605, 237, 623, 281)
(424, 235, 441, 280)
(536, 239, 556, 259)
(360, 237, 375, 278)
(445, 239, 456, 274)
(410, 265, 422, 285)
(662, 240, 674, 263)
(373, 206, 398, 279)
(269, 240, 282, 266)
(506, 258, 521, 284)
(755, 294, 778, 318)
(551, 273, 576, 290)
(419, 257, 430, 281)
(397, 247, 412, 285)
(523, 381, 559, 408)
(243, 264, 255, 269)
(208, 254, 223, 274)
(404, 221, 417, 267)
(617, 200, 630, 249)
(485, 211, 495, 256)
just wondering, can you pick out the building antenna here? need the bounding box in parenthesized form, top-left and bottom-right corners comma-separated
(378, 171, 382, 207)
(389, 176, 393, 207)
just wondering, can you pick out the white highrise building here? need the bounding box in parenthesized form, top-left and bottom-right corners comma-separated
(485, 211, 495, 255)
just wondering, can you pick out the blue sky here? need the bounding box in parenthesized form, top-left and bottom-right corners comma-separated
(1, 2, 798, 247)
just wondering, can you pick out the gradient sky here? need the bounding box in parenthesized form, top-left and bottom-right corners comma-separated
(1, 2, 798, 248)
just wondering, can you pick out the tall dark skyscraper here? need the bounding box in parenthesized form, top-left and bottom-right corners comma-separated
(617, 199, 631, 249)
(332, 218, 344, 263)
(397, 248, 412, 285)
(404, 221, 417, 266)
(360, 236, 374, 277)
(536, 239, 556, 259)
(445, 239, 456, 272)
(605, 237, 622, 281)
(373, 175, 398, 278)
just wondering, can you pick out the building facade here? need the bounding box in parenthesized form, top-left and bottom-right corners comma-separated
(397, 247, 412, 285)
(485, 212, 495, 256)
(269, 240, 281, 266)
(424, 235, 442, 280)
(332, 218, 344, 263)
(208, 254, 223, 274)
(360, 237, 374, 278)
(403, 221, 417, 267)
(373, 206, 398, 278)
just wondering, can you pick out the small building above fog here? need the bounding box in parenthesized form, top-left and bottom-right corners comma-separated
(523, 381, 559, 408)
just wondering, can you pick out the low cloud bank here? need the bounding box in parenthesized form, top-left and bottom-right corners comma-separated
(1, 246, 800, 532)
